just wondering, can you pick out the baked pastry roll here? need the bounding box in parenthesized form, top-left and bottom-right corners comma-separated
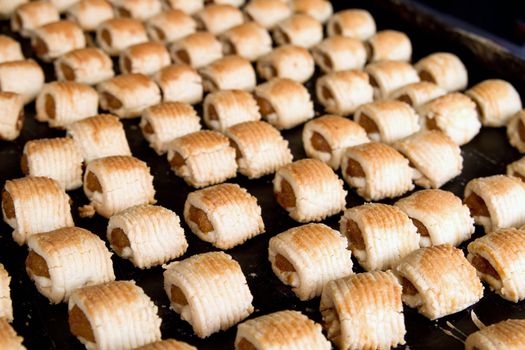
(365, 60, 420, 100)
(68, 281, 161, 349)
(225, 120, 293, 178)
(366, 30, 412, 63)
(194, 4, 244, 35)
(243, 0, 292, 29)
(107, 204, 188, 269)
(466, 79, 522, 127)
(31, 20, 86, 62)
(0, 92, 24, 141)
(163, 0, 203, 14)
(393, 130, 462, 189)
(395, 189, 474, 248)
(507, 109, 525, 153)
(11, 1, 60, 37)
(36, 81, 98, 128)
(141, 102, 201, 155)
(235, 310, 330, 350)
(464, 175, 525, 233)
(0, 36, 24, 64)
(465, 319, 525, 350)
(320, 271, 405, 350)
(163, 251, 254, 338)
(98, 73, 161, 118)
(415, 52, 468, 92)
(290, 0, 332, 23)
(312, 36, 367, 73)
(0, 320, 25, 350)
(256, 45, 314, 83)
(119, 42, 171, 76)
(96, 18, 148, 56)
(154, 64, 203, 105)
(66, 114, 131, 162)
(55, 48, 114, 85)
(169, 32, 223, 69)
(167, 130, 237, 188)
(389, 81, 446, 108)
(49, 0, 78, 12)
(316, 70, 374, 116)
(66, 0, 114, 32)
(136, 339, 197, 350)
(2, 176, 74, 245)
(26, 227, 114, 304)
(272, 14, 323, 49)
(219, 22, 272, 61)
(418, 92, 481, 146)
(203, 90, 260, 131)
(146, 9, 196, 43)
(22, 137, 83, 190)
(507, 156, 525, 181)
(207, 0, 244, 6)
(0, 0, 28, 19)
(0, 60, 45, 104)
(0, 264, 12, 322)
(254, 78, 314, 129)
(326, 9, 376, 40)
(112, 0, 161, 21)
(303, 114, 369, 170)
(199, 55, 256, 92)
(184, 183, 264, 249)
(268, 223, 352, 300)
(273, 158, 346, 222)
(341, 142, 414, 201)
(395, 244, 483, 320)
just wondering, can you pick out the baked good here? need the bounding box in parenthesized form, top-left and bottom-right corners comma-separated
(366, 30, 412, 62)
(169, 32, 223, 69)
(0, 0, 28, 19)
(326, 9, 376, 40)
(119, 41, 171, 76)
(136, 340, 197, 350)
(415, 52, 468, 92)
(194, 4, 244, 35)
(389, 81, 446, 107)
(199, 55, 256, 92)
(49, 0, 78, 12)
(0, 264, 12, 322)
(31, 20, 85, 62)
(507, 109, 525, 153)
(290, 0, 333, 23)
(112, 0, 161, 20)
(272, 14, 323, 49)
(507, 155, 525, 181)
(0, 59, 45, 104)
(0, 319, 25, 350)
(66, 0, 114, 32)
(365, 60, 420, 99)
(312, 36, 367, 73)
(145, 9, 196, 43)
(55, 48, 114, 85)
(207, 0, 244, 7)
(0, 35, 24, 64)
(219, 22, 272, 61)
(203, 90, 260, 131)
(243, 0, 292, 29)
(0, 92, 24, 141)
(11, 1, 60, 37)
(163, 0, 203, 14)
(154, 64, 203, 105)
(256, 45, 314, 83)
(465, 319, 525, 350)
(96, 18, 148, 56)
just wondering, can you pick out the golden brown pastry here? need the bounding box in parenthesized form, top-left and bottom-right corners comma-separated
(243, 0, 292, 29)
(66, 0, 114, 32)
(55, 48, 114, 85)
(272, 14, 323, 49)
(96, 18, 148, 56)
(365, 60, 420, 100)
(203, 90, 260, 131)
(507, 109, 525, 153)
(507, 155, 525, 181)
(135, 339, 197, 350)
(154, 64, 203, 105)
(366, 30, 412, 62)
(0, 35, 24, 64)
(326, 9, 376, 40)
(31, 20, 86, 62)
(0, 263, 12, 322)
(0, 319, 25, 350)
(199, 55, 256, 92)
(290, 0, 332, 23)
(112, 0, 162, 20)
(119, 41, 171, 76)
(312, 36, 367, 73)
(256, 45, 315, 83)
(169, 32, 223, 69)
(145, 9, 196, 43)
(389, 81, 446, 108)
(11, 1, 60, 37)
(0, 59, 44, 104)
(0, 92, 24, 141)
(219, 22, 272, 61)
(0, 0, 28, 19)
(415, 52, 468, 92)
(163, 0, 203, 14)
(194, 4, 244, 35)
(465, 319, 525, 350)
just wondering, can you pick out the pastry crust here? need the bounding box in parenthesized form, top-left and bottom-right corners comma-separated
(135, 339, 197, 350)
(154, 64, 203, 105)
(415, 52, 468, 92)
(163, 0, 203, 14)
(31, 20, 85, 62)
(272, 14, 323, 49)
(390, 81, 446, 108)
(0, 0, 28, 19)
(365, 60, 420, 100)
(199, 55, 256, 92)
(507, 155, 525, 181)
(367, 30, 412, 62)
(507, 110, 525, 153)
(55, 48, 114, 85)
(243, 0, 292, 29)
(169, 32, 223, 69)
(66, 0, 114, 32)
(194, 4, 244, 35)
(0, 92, 24, 141)
(0, 35, 24, 64)
(49, 0, 78, 12)
(119, 41, 171, 76)
(0, 59, 45, 104)
(465, 319, 525, 350)
(112, 0, 161, 20)
(0, 319, 25, 350)
(290, 0, 333, 23)
(312, 36, 367, 73)
(219, 22, 272, 61)
(256, 45, 315, 83)
(326, 9, 376, 40)
(96, 18, 148, 56)
(145, 9, 196, 43)
(208, 0, 245, 6)
(163, 251, 254, 338)
(11, 1, 60, 37)
(0, 264, 12, 322)
(203, 90, 260, 131)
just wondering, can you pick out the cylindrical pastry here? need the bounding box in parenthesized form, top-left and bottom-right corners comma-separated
(389, 81, 446, 108)
(54, 48, 114, 85)
(316, 70, 374, 116)
(340, 203, 420, 271)
(225, 120, 293, 178)
(415, 52, 468, 92)
(243, 0, 292, 29)
(273, 158, 347, 222)
(394, 244, 484, 320)
(66, 0, 115, 32)
(312, 36, 367, 73)
(203, 90, 260, 132)
(464, 175, 525, 233)
(184, 183, 264, 249)
(0, 319, 25, 350)
(26, 227, 114, 304)
(290, 0, 332, 23)
(0, 59, 45, 104)
(268, 223, 352, 300)
(354, 100, 420, 143)
(341, 142, 414, 201)
(98, 73, 161, 118)
(194, 4, 244, 35)
(254, 78, 314, 129)
(467, 228, 525, 302)
(140, 102, 201, 155)
(465, 319, 525, 350)
(66, 114, 131, 162)
(326, 9, 376, 40)
(145, 9, 196, 43)
(256, 45, 314, 83)
(507, 155, 525, 181)
(167, 130, 237, 188)
(36, 81, 98, 128)
(31, 20, 86, 62)
(154, 64, 203, 105)
(49, 0, 78, 12)
(84, 156, 156, 218)
(96, 18, 148, 56)
(169, 32, 223, 69)
(112, 0, 161, 20)
(136, 340, 197, 350)
(68, 281, 161, 350)
(11, 1, 60, 37)
(0, 92, 24, 141)
(235, 310, 330, 350)
(21, 137, 83, 191)
(107, 205, 188, 269)
(119, 41, 171, 76)
(2, 176, 74, 245)
(418, 92, 481, 146)
(395, 189, 474, 248)
(163, 251, 254, 338)
(0, 0, 28, 19)
(466, 79, 522, 127)
(507, 109, 525, 153)
(393, 130, 463, 189)
(366, 30, 412, 63)
(0, 35, 24, 64)
(219, 22, 272, 61)
(0, 264, 12, 322)
(198, 55, 256, 92)
(163, 0, 203, 14)
(272, 14, 322, 49)
(207, 0, 244, 6)
(365, 60, 420, 100)
(302, 115, 369, 170)
(320, 271, 406, 350)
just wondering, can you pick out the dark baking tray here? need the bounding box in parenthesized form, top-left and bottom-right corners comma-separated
(1, 0, 524, 349)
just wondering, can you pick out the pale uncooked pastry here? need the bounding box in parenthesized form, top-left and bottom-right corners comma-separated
(194, 4, 244, 35)
(145, 9, 196, 43)
(0, 60, 44, 104)
(31, 20, 85, 62)
(243, 0, 292, 29)
(163, 251, 254, 338)
(154, 64, 203, 105)
(55, 48, 114, 85)
(96, 18, 148, 56)
(119, 41, 171, 76)
(0, 35, 24, 64)
(163, 0, 203, 14)
(256, 45, 315, 83)
(169, 32, 223, 69)
(203, 90, 260, 132)
(0, 264, 12, 322)
(66, 0, 115, 32)
(389, 81, 446, 107)
(199, 55, 256, 92)
(415, 52, 468, 92)
(366, 30, 412, 62)
(0, 92, 24, 141)
(2, 176, 74, 245)
(507, 110, 525, 153)
(219, 22, 272, 61)
(312, 36, 367, 73)
(135, 339, 197, 350)
(0, 0, 28, 19)
(112, 0, 161, 20)
(326, 9, 376, 40)
(272, 14, 323, 49)
(11, 1, 60, 37)
(394, 244, 483, 320)
(0, 319, 25, 350)
(320, 271, 406, 350)
(365, 60, 420, 100)
(465, 319, 525, 350)
(507, 155, 525, 181)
